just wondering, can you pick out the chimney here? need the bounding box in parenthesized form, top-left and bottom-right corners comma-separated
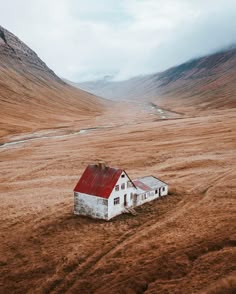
(98, 162, 106, 170)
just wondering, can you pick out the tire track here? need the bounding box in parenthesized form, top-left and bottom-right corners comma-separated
(46, 193, 189, 293)
(191, 168, 233, 195)
(44, 229, 137, 293)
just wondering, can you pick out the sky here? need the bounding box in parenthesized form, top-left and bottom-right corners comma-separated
(1, 0, 236, 82)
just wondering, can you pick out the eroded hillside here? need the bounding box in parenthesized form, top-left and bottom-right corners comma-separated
(0, 26, 105, 141)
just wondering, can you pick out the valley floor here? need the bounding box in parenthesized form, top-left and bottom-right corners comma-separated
(0, 102, 235, 293)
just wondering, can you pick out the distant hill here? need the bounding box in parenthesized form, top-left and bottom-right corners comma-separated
(0, 25, 105, 140)
(75, 48, 236, 112)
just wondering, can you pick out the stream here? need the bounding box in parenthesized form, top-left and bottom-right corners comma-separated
(0, 126, 112, 150)
(0, 104, 179, 151)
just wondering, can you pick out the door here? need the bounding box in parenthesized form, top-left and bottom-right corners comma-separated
(124, 194, 127, 207)
(133, 194, 138, 206)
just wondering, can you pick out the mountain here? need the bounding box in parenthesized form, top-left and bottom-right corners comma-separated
(76, 48, 236, 112)
(0, 25, 105, 140)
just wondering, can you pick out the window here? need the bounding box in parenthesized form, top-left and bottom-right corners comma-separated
(121, 174, 125, 178)
(162, 187, 165, 192)
(121, 183, 125, 190)
(142, 193, 147, 200)
(127, 181, 133, 188)
(115, 185, 119, 191)
(114, 197, 120, 205)
(155, 189, 158, 194)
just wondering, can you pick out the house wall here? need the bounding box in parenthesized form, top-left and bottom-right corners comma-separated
(136, 189, 159, 206)
(135, 184, 168, 206)
(160, 185, 168, 196)
(108, 172, 136, 220)
(74, 192, 108, 220)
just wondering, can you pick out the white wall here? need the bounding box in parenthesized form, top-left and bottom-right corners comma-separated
(135, 184, 168, 206)
(74, 192, 108, 220)
(160, 185, 168, 196)
(108, 172, 137, 219)
(135, 189, 159, 206)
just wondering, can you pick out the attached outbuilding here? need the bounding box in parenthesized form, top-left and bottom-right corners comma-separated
(133, 176, 168, 206)
(74, 163, 168, 220)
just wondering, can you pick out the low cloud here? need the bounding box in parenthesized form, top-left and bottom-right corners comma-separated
(1, 0, 236, 81)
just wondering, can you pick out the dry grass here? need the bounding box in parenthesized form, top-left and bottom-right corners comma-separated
(0, 65, 106, 141)
(203, 274, 236, 294)
(0, 103, 235, 293)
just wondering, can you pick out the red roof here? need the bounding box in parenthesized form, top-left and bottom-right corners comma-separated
(132, 180, 151, 191)
(74, 164, 123, 198)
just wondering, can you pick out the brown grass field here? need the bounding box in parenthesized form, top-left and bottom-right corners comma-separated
(0, 101, 235, 293)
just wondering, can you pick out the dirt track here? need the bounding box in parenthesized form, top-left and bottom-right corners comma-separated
(0, 104, 235, 293)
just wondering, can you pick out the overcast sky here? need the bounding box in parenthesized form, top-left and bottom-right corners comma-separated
(1, 0, 236, 81)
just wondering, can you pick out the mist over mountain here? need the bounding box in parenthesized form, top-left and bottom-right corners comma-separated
(2, 0, 236, 81)
(74, 47, 236, 111)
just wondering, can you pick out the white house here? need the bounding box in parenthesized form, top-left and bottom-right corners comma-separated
(74, 163, 168, 220)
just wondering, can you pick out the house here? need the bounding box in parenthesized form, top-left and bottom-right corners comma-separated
(74, 163, 168, 220)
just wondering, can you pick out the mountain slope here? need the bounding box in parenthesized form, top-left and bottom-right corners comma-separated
(77, 48, 236, 112)
(0, 25, 105, 140)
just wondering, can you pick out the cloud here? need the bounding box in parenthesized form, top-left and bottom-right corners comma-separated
(0, 0, 236, 81)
